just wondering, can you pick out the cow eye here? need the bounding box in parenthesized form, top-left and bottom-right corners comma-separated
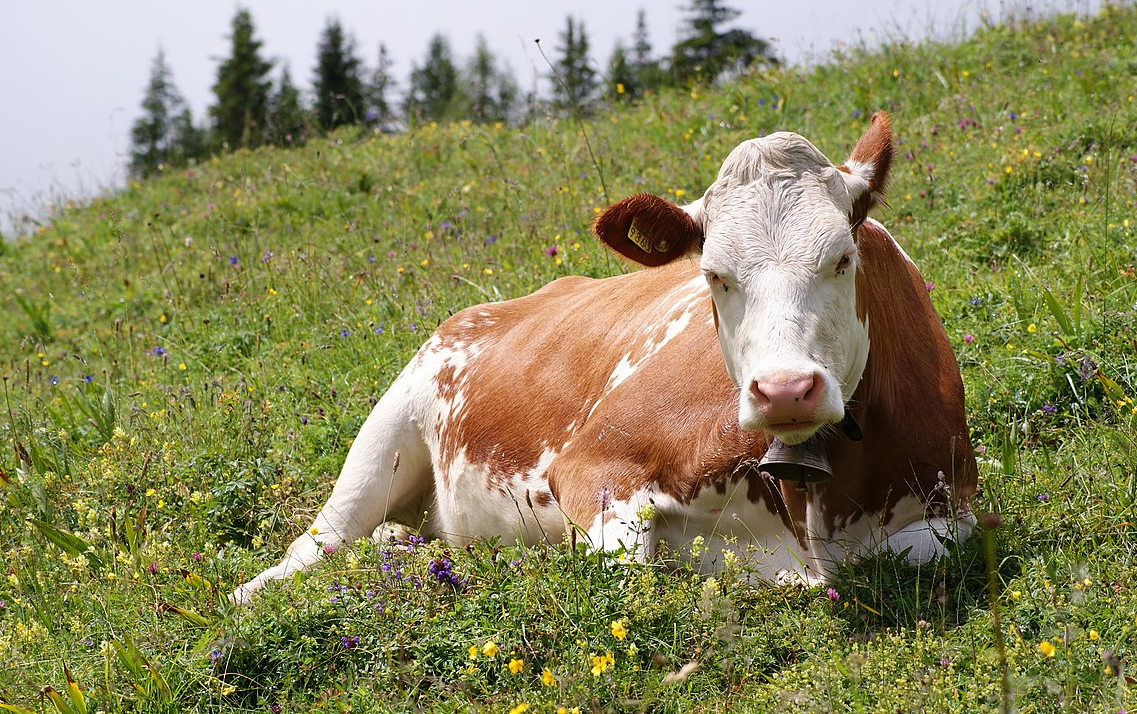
(835, 254, 853, 275)
(706, 272, 729, 293)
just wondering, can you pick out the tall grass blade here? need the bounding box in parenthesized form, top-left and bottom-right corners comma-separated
(1042, 288, 1074, 336)
(62, 662, 87, 714)
(27, 519, 103, 570)
(158, 601, 211, 627)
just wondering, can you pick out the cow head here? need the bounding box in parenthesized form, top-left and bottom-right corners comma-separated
(594, 112, 893, 445)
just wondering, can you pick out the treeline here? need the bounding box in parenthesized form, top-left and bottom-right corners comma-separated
(129, 0, 775, 179)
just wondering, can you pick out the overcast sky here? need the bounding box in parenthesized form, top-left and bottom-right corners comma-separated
(0, 0, 1097, 235)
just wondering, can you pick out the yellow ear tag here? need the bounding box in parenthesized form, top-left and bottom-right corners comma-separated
(627, 218, 653, 253)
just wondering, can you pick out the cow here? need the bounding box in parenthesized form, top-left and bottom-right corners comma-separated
(232, 112, 977, 604)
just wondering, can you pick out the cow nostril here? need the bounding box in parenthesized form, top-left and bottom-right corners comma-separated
(751, 374, 822, 414)
(801, 374, 819, 404)
(749, 379, 769, 405)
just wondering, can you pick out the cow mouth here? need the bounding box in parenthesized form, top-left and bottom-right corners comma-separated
(764, 422, 820, 445)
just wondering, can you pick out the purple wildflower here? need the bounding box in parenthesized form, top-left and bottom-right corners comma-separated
(228, 256, 239, 267)
(428, 557, 464, 588)
(1078, 355, 1098, 381)
(826, 587, 840, 603)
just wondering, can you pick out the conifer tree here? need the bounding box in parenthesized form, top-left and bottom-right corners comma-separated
(551, 16, 597, 111)
(405, 34, 464, 124)
(606, 11, 660, 102)
(169, 108, 210, 166)
(130, 50, 188, 178)
(313, 18, 367, 130)
(466, 34, 517, 124)
(631, 10, 662, 93)
(210, 8, 273, 149)
(606, 43, 635, 102)
(267, 65, 309, 145)
(367, 44, 397, 131)
(670, 0, 776, 84)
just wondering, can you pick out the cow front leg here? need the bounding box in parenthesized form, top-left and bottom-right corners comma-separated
(583, 490, 658, 561)
(231, 373, 433, 604)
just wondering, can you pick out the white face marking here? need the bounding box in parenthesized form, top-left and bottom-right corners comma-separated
(693, 133, 871, 443)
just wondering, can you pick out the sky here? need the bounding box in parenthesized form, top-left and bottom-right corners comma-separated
(0, 0, 1097, 236)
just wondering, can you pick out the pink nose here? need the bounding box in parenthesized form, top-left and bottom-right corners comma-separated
(750, 374, 821, 425)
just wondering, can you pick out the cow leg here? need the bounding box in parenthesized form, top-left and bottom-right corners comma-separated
(885, 513, 976, 563)
(584, 489, 659, 560)
(231, 372, 433, 604)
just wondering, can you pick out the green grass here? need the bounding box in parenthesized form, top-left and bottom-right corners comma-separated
(3, 5, 1137, 712)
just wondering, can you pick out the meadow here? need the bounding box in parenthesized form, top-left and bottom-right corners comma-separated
(2, 5, 1136, 712)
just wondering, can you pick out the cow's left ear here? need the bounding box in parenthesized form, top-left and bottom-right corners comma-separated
(593, 193, 704, 267)
(838, 111, 893, 230)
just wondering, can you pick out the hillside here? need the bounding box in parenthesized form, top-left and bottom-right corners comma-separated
(2, 5, 1136, 712)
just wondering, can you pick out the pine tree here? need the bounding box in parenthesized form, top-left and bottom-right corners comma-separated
(210, 8, 273, 149)
(130, 50, 188, 178)
(169, 108, 209, 166)
(267, 65, 309, 145)
(466, 34, 517, 124)
(606, 11, 660, 103)
(551, 16, 597, 111)
(405, 34, 464, 124)
(670, 0, 776, 84)
(606, 43, 635, 102)
(313, 18, 367, 131)
(367, 44, 397, 131)
(631, 10, 662, 94)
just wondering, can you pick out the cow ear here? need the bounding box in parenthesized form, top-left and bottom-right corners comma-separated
(838, 111, 893, 230)
(593, 193, 704, 267)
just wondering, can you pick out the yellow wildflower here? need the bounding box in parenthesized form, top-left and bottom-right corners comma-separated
(508, 658, 525, 674)
(468, 645, 478, 659)
(482, 641, 499, 658)
(1039, 641, 1056, 657)
(610, 619, 628, 640)
(590, 652, 614, 676)
(541, 667, 557, 687)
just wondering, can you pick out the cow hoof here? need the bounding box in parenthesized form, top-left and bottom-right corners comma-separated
(372, 521, 414, 543)
(229, 581, 259, 607)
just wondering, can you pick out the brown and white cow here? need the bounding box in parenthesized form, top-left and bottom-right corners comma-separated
(233, 112, 977, 604)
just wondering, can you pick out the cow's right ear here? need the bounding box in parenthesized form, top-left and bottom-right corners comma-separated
(592, 193, 704, 267)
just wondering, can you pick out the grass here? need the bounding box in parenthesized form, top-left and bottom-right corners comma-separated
(2, 4, 1137, 712)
